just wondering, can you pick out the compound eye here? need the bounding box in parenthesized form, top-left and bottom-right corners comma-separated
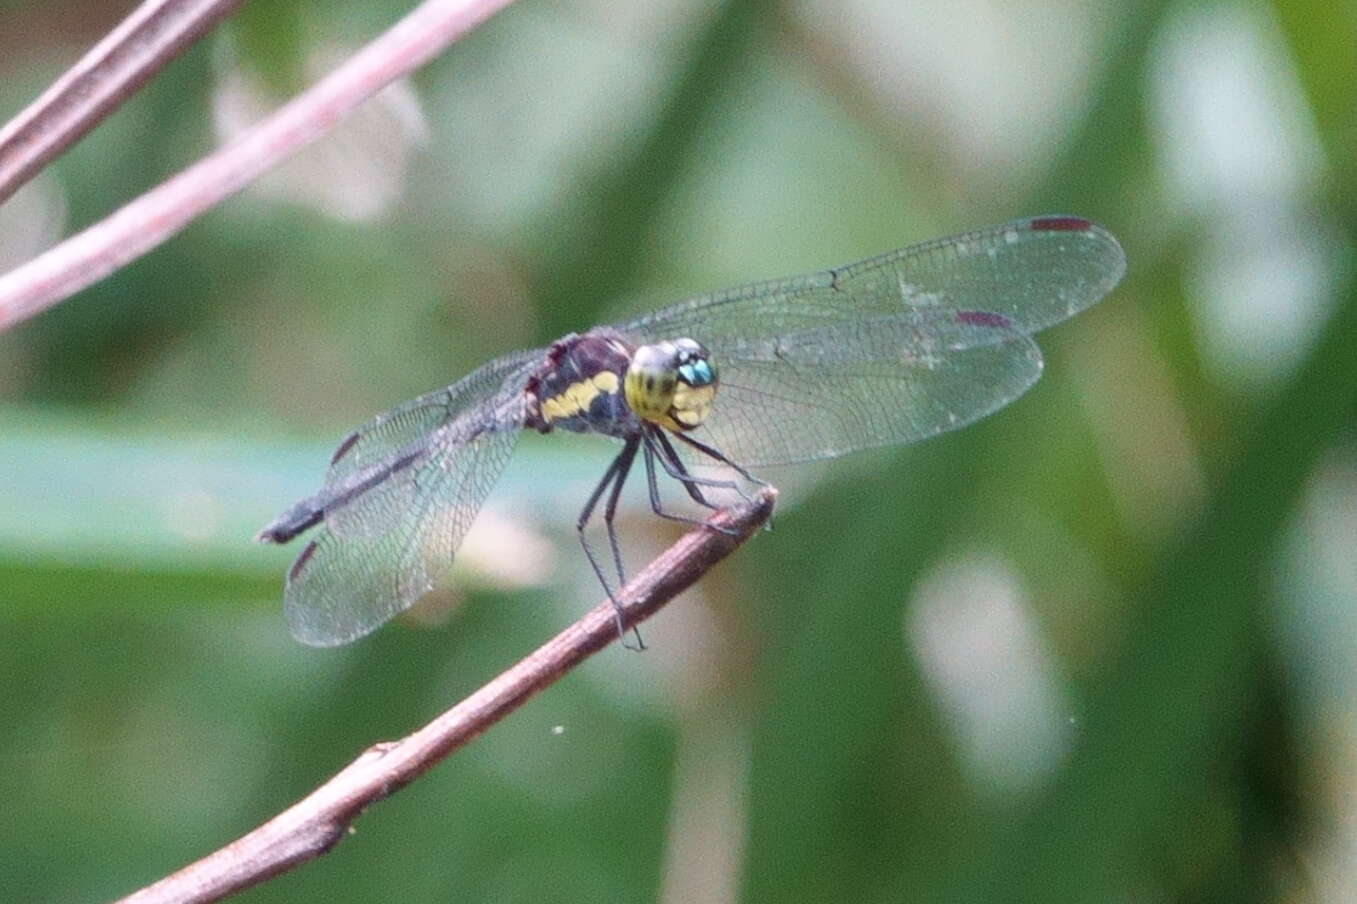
(672, 338, 704, 362)
(677, 356, 715, 387)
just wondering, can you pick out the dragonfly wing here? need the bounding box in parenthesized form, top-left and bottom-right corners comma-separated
(323, 349, 543, 484)
(614, 216, 1122, 467)
(679, 310, 1044, 467)
(284, 423, 522, 645)
(615, 216, 1125, 343)
(271, 349, 542, 646)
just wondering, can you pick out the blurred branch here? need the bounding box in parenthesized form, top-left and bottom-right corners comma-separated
(0, 0, 247, 207)
(115, 488, 776, 904)
(0, 0, 521, 333)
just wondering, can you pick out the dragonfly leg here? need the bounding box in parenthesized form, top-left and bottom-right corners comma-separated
(603, 439, 646, 651)
(642, 433, 738, 536)
(601, 443, 634, 588)
(645, 426, 754, 502)
(577, 436, 644, 650)
(667, 430, 775, 532)
(671, 431, 768, 488)
(653, 430, 720, 510)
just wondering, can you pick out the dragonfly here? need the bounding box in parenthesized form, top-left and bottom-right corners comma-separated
(259, 215, 1125, 646)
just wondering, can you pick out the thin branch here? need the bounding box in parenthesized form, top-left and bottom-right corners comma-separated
(0, 0, 247, 207)
(0, 0, 521, 333)
(115, 487, 777, 904)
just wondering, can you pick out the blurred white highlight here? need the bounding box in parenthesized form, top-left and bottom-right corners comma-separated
(455, 506, 556, 590)
(907, 552, 1072, 793)
(658, 719, 749, 904)
(1279, 452, 1357, 899)
(0, 175, 66, 273)
(1073, 307, 1205, 543)
(212, 40, 428, 222)
(162, 487, 225, 544)
(1150, 2, 1337, 391)
(796, 0, 1110, 200)
(404, 506, 554, 628)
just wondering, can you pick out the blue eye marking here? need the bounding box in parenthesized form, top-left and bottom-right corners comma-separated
(680, 360, 713, 386)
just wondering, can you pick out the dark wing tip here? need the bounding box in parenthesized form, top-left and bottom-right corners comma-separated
(1027, 215, 1095, 232)
(1023, 214, 1127, 294)
(287, 540, 319, 583)
(954, 310, 1014, 329)
(330, 431, 362, 465)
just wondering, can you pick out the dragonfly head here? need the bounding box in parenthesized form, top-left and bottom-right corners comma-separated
(625, 338, 718, 431)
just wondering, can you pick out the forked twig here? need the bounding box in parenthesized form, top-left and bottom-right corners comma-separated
(0, 0, 247, 206)
(0, 0, 521, 332)
(115, 487, 776, 904)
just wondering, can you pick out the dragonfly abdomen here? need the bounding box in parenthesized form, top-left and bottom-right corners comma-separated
(257, 449, 422, 544)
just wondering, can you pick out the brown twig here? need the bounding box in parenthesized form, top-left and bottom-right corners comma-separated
(0, 0, 248, 207)
(0, 0, 521, 333)
(114, 487, 777, 904)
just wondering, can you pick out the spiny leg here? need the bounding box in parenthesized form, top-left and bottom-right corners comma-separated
(653, 430, 720, 510)
(641, 433, 739, 536)
(671, 431, 768, 487)
(601, 437, 645, 651)
(575, 440, 626, 596)
(576, 436, 643, 649)
(653, 428, 756, 506)
(667, 430, 774, 530)
(601, 442, 635, 587)
(637, 428, 743, 534)
(642, 433, 713, 528)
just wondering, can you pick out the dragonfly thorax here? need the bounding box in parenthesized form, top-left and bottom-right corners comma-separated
(624, 338, 718, 432)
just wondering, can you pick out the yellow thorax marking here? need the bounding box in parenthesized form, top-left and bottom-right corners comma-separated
(541, 371, 619, 423)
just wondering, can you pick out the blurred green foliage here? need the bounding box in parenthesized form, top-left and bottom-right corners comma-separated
(1, 0, 1354, 902)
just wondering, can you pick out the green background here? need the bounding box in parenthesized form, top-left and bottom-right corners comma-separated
(1, 0, 1354, 901)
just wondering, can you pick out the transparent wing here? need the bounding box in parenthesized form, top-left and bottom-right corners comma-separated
(273, 349, 542, 646)
(614, 216, 1123, 466)
(322, 349, 542, 484)
(616, 216, 1125, 341)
